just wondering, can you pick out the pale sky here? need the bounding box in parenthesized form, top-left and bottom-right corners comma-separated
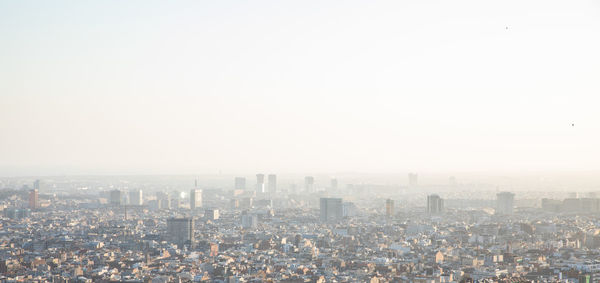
(1, 0, 600, 176)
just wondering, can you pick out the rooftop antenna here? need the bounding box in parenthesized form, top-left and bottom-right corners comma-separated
(195, 178, 198, 188)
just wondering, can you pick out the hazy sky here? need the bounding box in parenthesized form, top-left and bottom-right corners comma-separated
(1, 1, 600, 176)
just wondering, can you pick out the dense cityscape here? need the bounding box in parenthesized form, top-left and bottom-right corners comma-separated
(2, 174, 600, 282)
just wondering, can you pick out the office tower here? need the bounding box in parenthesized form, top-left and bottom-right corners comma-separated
(205, 209, 219, 220)
(171, 198, 180, 209)
(386, 199, 394, 217)
(33, 179, 40, 191)
(167, 217, 194, 248)
(342, 202, 358, 217)
(256, 174, 265, 194)
(241, 212, 258, 229)
(110, 190, 121, 206)
(305, 176, 315, 193)
(190, 189, 202, 210)
(235, 177, 246, 190)
(157, 192, 170, 209)
(129, 189, 143, 206)
(268, 174, 277, 194)
(320, 197, 343, 222)
(330, 178, 338, 191)
(427, 194, 444, 215)
(408, 173, 418, 187)
(28, 189, 39, 209)
(496, 192, 515, 215)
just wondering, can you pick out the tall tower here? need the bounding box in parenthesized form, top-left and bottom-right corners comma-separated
(256, 174, 265, 194)
(190, 189, 202, 210)
(320, 198, 343, 222)
(235, 177, 246, 190)
(33, 179, 40, 191)
(28, 189, 39, 209)
(267, 174, 277, 194)
(330, 178, 338, 191)
(129, 189, 143, 206)
(110, 190, 121, 206)
(167, 217, 194, 248)
(386, 199, 394, 217)
(304, 176, 315, 193)
(496, 192, 515, 215)
(427, 194, 444, 215)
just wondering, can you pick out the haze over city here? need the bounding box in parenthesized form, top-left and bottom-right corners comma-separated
(2, 0, 600, 176)
(3, 1, 600, 283)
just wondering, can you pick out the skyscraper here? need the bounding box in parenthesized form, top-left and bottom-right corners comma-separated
(28, 189, 39, 209)
(167, 217, 194, 248)
(129, 189, 143, 206)
(427, 194, 444, 215)
(267, 174, 277, 194)
(110, 190, 121, 206)
(157, 192, 170, 209)
(386, 199, 394, 217)
(33, 179, 40, 191)
(320, 197, 343, 222)
(190, 189, 202, 209)
(496, 192, 515, 215)
(305, 176, 315, 193)
(330, 178, 338, 191)
(408, 173, 418, 187)
(235, 177, 246, 190)
(256, 174, 265, 194)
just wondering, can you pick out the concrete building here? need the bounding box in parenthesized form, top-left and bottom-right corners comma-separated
(256, 174, 265, 194)
(496, 192, 515, 215)
(320, 198, 343, 222)
(129, 189, 143, 206)
(427, 194, 444, 215)
(305, 176, 315, 193)
(28, 189, 39, 209)
(205, 209, 219, 220)
(331, 178, 338, 191)
(235, 177, 246, 190)
(386, 199, 394, 217)
(268, 174, 277, 194)
(241, 213, 258, 229)
(110, 190, 121, 206)
(190, 189, 202, 210)
(167, 217, 194, 248)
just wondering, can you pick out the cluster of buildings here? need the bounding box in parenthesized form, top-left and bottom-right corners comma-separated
(0, 176, 599, 282)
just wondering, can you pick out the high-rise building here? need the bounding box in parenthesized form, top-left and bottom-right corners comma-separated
(305, 176, 315, 193)
(205, 209, 219, 220)
(267, 174, 277, 194)
(190, 189, 202, 210)
(386, 199, 394, 217)
(110, 190, 121, 206)
(235, 177, 246, 190)
(256, 174, 265, 194)
(427, 194, 444, 215)
(157, 192, 170, 209)
(167, 217, 194, 248)
(28, 189, 39, 209)
(33, 179, 40, 191)
(320, 197, 343, 222)
(330, 178, 338, 191)
(241, 212, 258, 229)
(496, 192, 515, 215)
(129, 189, 143, 206)
(408, 173, 418, 187)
